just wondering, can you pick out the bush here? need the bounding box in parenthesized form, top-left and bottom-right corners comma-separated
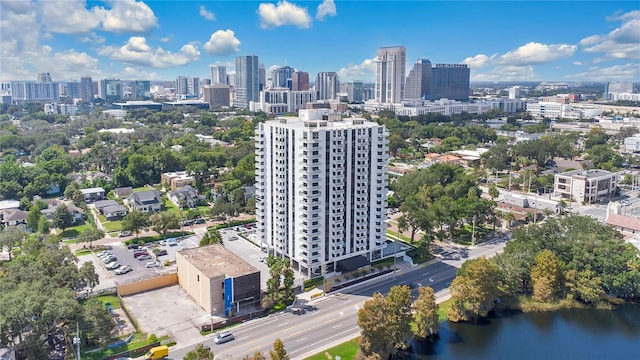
(147, 334, 158, 344)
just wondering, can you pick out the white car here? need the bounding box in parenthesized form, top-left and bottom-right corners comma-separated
(106, 262, 121, 270)
(137, 254, 152, 261)
(115, 265, 133, 275)
(145, 261, 159, 268)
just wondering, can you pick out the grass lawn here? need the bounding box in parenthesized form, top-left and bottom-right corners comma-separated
(82, 332, 150, 360)
(304, 338, 360, 360)
(75, 249, 93, 256)
(102, 220, 123, 232)
(60, 223, 90, 239)
(163, 200, 181, 216)
(387, 229, 412, 243)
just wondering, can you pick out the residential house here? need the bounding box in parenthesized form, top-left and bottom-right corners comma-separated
(127, 190, 162, 213)
(161, 171, 195, 192)
(167, 185, 204, 209)
(114, 187, 133, 199)
(0, 209, 28, 229)
(41, 203, 85, 224)
(553, 169, 617, 204)
(94, 200, 127, 220)
(80, 187, 105, 202)
(0, 200, 20, 211)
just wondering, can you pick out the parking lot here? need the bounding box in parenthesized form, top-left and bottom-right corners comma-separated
(86, 235, 202, 285)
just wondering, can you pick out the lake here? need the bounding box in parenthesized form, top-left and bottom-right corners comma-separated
(408, 303, 640, 359)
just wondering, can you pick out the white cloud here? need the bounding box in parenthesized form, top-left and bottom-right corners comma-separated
(316, 0, 336, 20)
(160, 35, 173, 43)
(498, 42, 577, 66)
(257, 1, 312, 29)
(581, 11, 640, 60)
(337, 57, 377, 82)
(40, 0, 104, 34)
(462, 54, 495, 69)
(565, 63, 640, 82)
(102, 0, 158, 33)
(204, 29, 241, 55)
(79, 32, 106, 44)
(200, 5, 216, 21)
(98, 36, 200, 68)
(572, 61, 583, 66)
(471, 65, 536, 82)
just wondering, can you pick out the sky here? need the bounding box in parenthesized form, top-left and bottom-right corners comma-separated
(1, 1, 639, 83)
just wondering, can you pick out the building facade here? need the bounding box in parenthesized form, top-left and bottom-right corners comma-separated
(604, 81, 634, 100)
(80, 76, 94, 102)
(98, 79, 122, 102)
(315, 72, 339, 101)
(255, 109, 389, 278)
(430, 64, 470, 101)
(133, 80, 151, 100)
(404, 58, 431, 100)
(210, 65, 227, 85)
(234, 55, 260, 108)
(553, 169, 617, 204)
(345, 81, 364, 103)
(292, 71, 310, 91)
(375, 46, 406, 104)
(203, 84, 230, 107)
(252, 88, 317, 114)
(271, 66, 295, 89)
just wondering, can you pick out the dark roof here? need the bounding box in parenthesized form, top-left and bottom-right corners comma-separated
(337, 255, 370, 273)
(95, 200, 119, 210)
(129, 190, 161, 205)
(103, 205, 127, 214)
(114, 187, 133, 196)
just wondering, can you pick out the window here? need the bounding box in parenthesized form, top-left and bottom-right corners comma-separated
(197, 275, 200, 282)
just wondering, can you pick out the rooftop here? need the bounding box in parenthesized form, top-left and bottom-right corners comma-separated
(178, 244, 257, 278)
(559, 169, 614, 178)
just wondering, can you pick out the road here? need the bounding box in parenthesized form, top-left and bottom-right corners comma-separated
(168, 261, 459, 360)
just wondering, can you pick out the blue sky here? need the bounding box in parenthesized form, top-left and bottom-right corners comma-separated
(1, 1, 639, 83)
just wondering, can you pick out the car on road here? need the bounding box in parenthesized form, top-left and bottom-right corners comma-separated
(106, 262, 121, 270)
(120, 231, 133, 238)
(115, 265, 133, 275)
(229, 236, 238, 241)
(145, 261, 159, 268)
(137, 254, 152, 261)
(621, 199, 631, 206)
(194, 218, 206, 224)
(213, 332, 234, 344)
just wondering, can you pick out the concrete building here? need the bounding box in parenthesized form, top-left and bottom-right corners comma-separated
(252, 88, 317, 114)
(234, 55, 260, 108)
(604, 81, 634, 100)
(177, 244, 261, 315)
(404, 58, 431, 100)
(80, 76, 94, 102)
(8, 80, 60, 102)
(98, 79, 122, 102)
(255, 109, 389, 278)
(176, 76, 200, 98)
(132, 80, 151, 100)
(375, 46, 406, 104)
(292, 71, 310, 91)
(161, 171, 195, 192)
(508, 86, 523, 99)
(345, 81, 364, 103)
(624, 136, 640, 153)
(112, 101, 162, 111)
(210, 65, 227, 85)
(315, 72, 339, 100)
(553, 169, 617, 204)
(271, 66, 295, 89)
(203, 84, 230, 107)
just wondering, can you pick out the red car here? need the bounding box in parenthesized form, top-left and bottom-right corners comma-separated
(133, 250, 149, 258)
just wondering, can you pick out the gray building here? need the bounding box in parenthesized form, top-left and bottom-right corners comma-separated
(430, 64, 470, 101)
(346, 81, 364, 103)
(271, 66, 295, 89)
(404, 58, 431, 100)
(99, 79, 122, 102)
(315, 72, 339, 100)
(375, 46, 406, 104)
(133, 80, 151, 100)
(210, 65, 227, 85)
(80, 76, 94, 102)
(234, 55, 260, 108)
(203, 84, 230, 107)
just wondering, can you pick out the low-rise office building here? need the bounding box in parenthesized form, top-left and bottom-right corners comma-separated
(176, 244, 261, 316)
(553, 169, 617, 204)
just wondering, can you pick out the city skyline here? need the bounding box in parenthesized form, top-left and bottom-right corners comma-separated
(1, 1, 639, 83)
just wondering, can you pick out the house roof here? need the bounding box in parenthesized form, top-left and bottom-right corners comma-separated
(129, 190, 161, 205)
(103, 205, 127, 214)
(178, 244, 257, 278)
(95, 200, 119, 210)
(114, 187, 133, 196)
(80, 187, 105, 195)
(1, 209, 27, 221)
(606, 213, 640, 232)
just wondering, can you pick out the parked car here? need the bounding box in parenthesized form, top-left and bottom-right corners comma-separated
(194, 218, 206, 224)
(133, 250, 149, 258)
(127, 243, 139, 249)
(214, 332, 235, 344)
(167, 238, 178, 246)
(120, 231, 133, 238)
(115, 265, 133, 275)
(106, 262, 121, 270)
(98, 251, 112, 257)
(137, 254, 152, 261)
(102, 256, 117, 263)
(145, 261, 159, 268)
(156, 249, 168, 256)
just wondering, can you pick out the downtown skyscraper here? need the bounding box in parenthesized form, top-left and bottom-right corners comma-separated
(234, 55, 260, 108)
(375, 46, 406, 104)
(315, 72, 339, 100)
(255, 109, 389, 277)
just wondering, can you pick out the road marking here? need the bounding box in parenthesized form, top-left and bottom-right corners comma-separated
(276, 322, 288, 327)
(338, 312, 343, 317)
(429, 278, 434, 282)
(296, 337, 307, 342)
(332, 324, 342, 329)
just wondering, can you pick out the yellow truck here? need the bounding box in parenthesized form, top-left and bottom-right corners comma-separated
(144, 345, 169, 359)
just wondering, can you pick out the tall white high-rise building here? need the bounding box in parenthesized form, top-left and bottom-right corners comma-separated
(315, 72, 339, 100)
(234, 55, 260, 108)
(211, 65, 227, 85)
(255, 109, 389, 277)
(604, 81, 634, 100)
(375, 46, 406, 103)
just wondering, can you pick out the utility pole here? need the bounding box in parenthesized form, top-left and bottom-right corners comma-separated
(471, 215, 476, 246)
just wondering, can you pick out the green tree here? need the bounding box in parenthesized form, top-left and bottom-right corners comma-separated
(37, 215, 50, 234)
(64, 182, 83, 204)
(26, 206, 42, 231)
(357, 293, 393, 359)
(52, 204, 73, 231)
(242, 352, 266, 360)
(488, 183, 500, 200)
(149, 211, 180, 238)
(269, 338, 289, 360)
(385, 285, 413, 351)
(447, 257, 501, 323)
(121, 211, 150, 238)
(530, 249, 562, 302)
(183, 343, 215, 360)
(412, 286, 439, 339)
(78, 261, 100, 290)
(0, 227, 26, 261)
(77, 227, 105, 249)
(80, 298, 113, 345)
(565, 269, 605, 304)
(199, 230, 223, 246)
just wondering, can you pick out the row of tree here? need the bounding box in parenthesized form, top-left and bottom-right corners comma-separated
(183, 338, 289, 360)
